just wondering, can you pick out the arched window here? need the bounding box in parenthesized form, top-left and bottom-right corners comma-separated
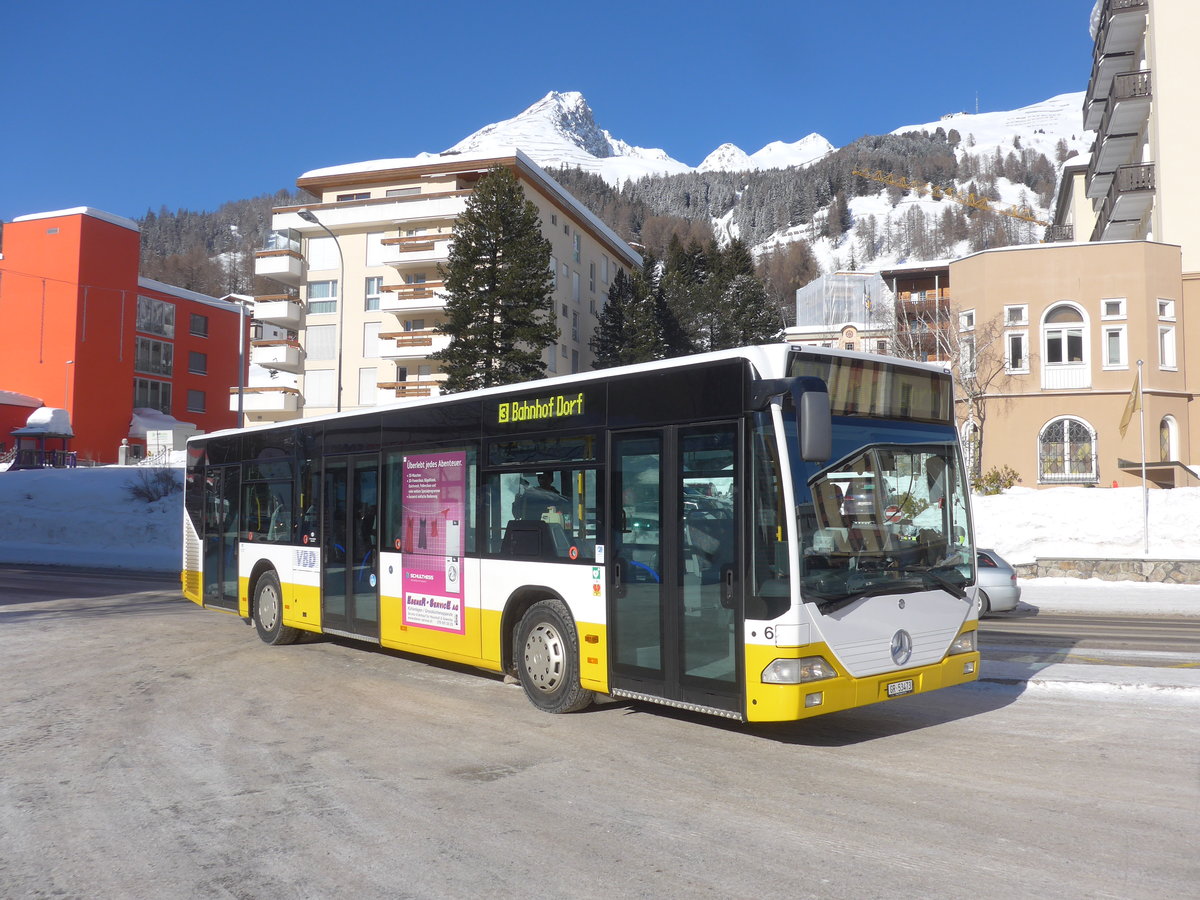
(1038, 416, 1097, 484)
(1160, 416, 1179, 462)
(1041, 303, 1090, 389)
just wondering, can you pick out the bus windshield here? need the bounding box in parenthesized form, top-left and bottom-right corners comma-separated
(785, 416, 974, 611)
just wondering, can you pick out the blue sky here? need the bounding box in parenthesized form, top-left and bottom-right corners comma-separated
(1, 0, 1096, 224)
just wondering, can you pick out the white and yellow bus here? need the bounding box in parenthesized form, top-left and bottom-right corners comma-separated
(182, 344, 979, 722)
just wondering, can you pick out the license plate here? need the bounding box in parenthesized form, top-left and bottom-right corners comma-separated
(886, 679, 914, 698)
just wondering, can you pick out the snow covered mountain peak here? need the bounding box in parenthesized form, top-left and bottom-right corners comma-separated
(699, 143, 752, 172)
(447, 91, 615, 160)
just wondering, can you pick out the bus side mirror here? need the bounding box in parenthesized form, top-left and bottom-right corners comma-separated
(794, 381, 831, 461)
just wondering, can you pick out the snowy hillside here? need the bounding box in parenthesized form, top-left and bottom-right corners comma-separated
(799, 92, 1092, 273)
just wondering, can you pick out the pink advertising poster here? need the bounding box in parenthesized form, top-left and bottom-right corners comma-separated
(400, 451, 467, 633)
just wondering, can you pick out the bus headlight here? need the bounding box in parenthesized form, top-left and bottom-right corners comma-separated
(762, 656, 837, 684)
(949, 631, 977, 654)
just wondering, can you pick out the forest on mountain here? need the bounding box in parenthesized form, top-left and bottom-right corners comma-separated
(557, 127, 1063, 266)
(136, 189, 304, 298)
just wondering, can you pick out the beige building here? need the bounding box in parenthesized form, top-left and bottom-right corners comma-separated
(245, 149, 640, 422)
(950, 240, 1197, 488)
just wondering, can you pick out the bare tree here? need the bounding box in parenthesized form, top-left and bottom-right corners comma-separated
(890, 301, 1015, 482)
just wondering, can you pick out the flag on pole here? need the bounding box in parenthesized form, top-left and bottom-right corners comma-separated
(1119, 369, 1141, 438)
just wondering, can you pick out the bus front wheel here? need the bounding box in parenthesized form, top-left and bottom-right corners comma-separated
(516, 599, 593, 714)
(253, 570, 300, 646)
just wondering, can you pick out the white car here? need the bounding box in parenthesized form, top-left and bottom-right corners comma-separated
(974, 548, 1021, 616)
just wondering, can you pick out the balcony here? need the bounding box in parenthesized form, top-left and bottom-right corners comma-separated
(254, 231, 305, 285)
(1092, 163, 1155, 242)
(376, 378, 446, 400)
(1043, 224, 1075, 243)
(1098, 70, 1151, 139)
(1042, 364, 1091, 391)
(379, 281, 448, 315)
(250, 339, 304, 374)
(272, 192, 471, 233)
(380, 234, 453, 268)
(255, 249, 305, 285)
(1093, 0, 1148, 62)
(252, 295, 304, 330)
(1086, 132, 1138, 200)
(1083, 51, 1137, 129)
(229, 386, 302, 416)
(378, 330, 452, 360)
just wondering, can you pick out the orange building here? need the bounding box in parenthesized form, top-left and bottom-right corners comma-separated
(0, 208, 246, 463)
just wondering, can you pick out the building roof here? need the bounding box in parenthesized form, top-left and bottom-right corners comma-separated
(11, 207, 139, 232)
(0, 390, 43, 408)
(139, 278, 243, 313)
(295, 148, 641, 270)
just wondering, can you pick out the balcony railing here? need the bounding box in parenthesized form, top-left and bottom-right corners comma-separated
(377, 379, 445, 399)
(1097, 69, 1151, 139)
(250, 339, 305, 373)
(1093, 162, 1155, 240)
(261, 230, 301, 253)
(253, 295, 304, 330)
(1044, 224, 1074, 243)
(1042, 364, 1091, 391)
(228, 386, 302, 415)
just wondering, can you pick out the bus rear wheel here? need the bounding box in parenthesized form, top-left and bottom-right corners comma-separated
(253, 571, 300, 646)
(516, 599, 593, 714)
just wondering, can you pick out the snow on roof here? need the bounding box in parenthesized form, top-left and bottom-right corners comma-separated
(0, 390, 43, 408)
(138, 278, 243, 313)
(129, 408, 196, 438)
(12, 407, 73, 436)
(11, 207, 140, 232)
(300, 147, 641, 269)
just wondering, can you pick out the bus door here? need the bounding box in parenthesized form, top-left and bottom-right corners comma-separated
(202, 464, 240, 611)
(609, 423, 742, 716)
(322, 454, 380, 639)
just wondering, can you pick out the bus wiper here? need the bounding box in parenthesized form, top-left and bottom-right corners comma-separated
(904, 565, 968, 600)
(809, 578, 921, 614)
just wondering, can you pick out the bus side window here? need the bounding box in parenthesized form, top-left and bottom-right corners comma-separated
(486, 468, 598, 561)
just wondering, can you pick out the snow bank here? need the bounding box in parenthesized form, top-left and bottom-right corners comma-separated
(973, 485, 1200, 565)
(0, 465, 181, 572)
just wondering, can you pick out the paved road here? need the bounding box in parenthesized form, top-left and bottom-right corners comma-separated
(2, 566, 1198, 899)
(979, 612, 1200, 667)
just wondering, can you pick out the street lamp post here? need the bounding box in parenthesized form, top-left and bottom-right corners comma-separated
(236, 300, 248, 428)
(296, 208, 346, 413)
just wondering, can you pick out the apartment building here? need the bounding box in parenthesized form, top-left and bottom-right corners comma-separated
(0, 208, 245, 463)
(1074, 0, 1200, 268)
(247, 149, 641, 422)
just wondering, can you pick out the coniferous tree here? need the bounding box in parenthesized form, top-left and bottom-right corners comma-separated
(432, 166, 557, 392)
(590, 268, 636, 368)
